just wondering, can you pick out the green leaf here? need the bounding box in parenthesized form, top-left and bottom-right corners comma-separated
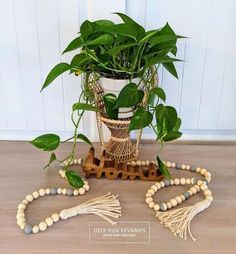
(44, 153, 57, 169)
(151, 87, 166, 102)
(114, 83, 144, 108)
(94, 20, 115, 27)
(65, 170, 84, 188)
(103, 93, 118, 119)
(163, 131, 182, 142)
(157, 155, 171, 179)
(139, 30, 159, 43)
(87, 34, 113, 45)
(41, 63, 71, 91)
(170, 45, 177, 56)
(129, 107, 153, 131)
(149, 34, 177, 46)
(70, 53, 88, 71)
(31, 134, 60, 151)
(72, 103, 97, 112)
(162, 61, 179, 79)
(63, 36, 84, 54)
(147, 55, 181, 67)
(108, 42, 136, 56)
(80, 20, 99, 40)
(77, 133, 93, 146)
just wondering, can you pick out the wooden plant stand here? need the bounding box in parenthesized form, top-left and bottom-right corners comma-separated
(81, 148, 164, 181)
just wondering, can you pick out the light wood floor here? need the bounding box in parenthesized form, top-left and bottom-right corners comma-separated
(0, 141, 236, 254)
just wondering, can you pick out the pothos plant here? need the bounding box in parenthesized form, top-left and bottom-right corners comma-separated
(31, 13, 184, 186)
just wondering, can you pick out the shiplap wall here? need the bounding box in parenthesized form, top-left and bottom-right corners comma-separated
(0, 0, 235, 141)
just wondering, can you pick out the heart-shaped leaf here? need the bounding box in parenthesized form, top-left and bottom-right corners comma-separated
(66, 170, 84, 188)
(151, 87, 166, 102)
(31, 134, 60, 151)
(103, 93, 118, 119)
(63, 36, 84, 54)
(44, 153, 57, 169)
(114, 83, 144, 108)
(77, 133, 93, 146)
(157, 155, 171, 179)
(129, 107, 153, 131)
(72, 103, 97, 112)
(87, 34, 113, 45)
(41, 63, 71, 91)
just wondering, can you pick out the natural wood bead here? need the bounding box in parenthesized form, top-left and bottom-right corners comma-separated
(146, 193, 152, 197)
(155, 183, 161, 189)
(166, 161, 171, 168)
(180, 178, 186, 185)
(151, 185, 158, 192)
(79, 188, 85, 195)
(131, 161, 136, 166)
(57, 188, 62, 194)
(73, 189, 79, 196)
(195, 185, 200, 192)
(200, 184, 208, 191)
(73, 159, 78, 164)
(45, 217, 53, 226)
(146, 160, 149, 166)
(22, 199, 28, 205)
(176, 196, 182, 204)
(20, 223, 26, 230)
(32, 226, 39, 234)
(45, 188, 50, 194)
(197, 180, 203, 186)
(32, 191, 39, 199)
(170, 179, 174, 185)
(136, 161, 141, 166)
(205, 172, 211, 178)
(149, 202, 155, 208)
(206, 195, 213, 202)
(186, 165, 191, 170)
(52, 213, 60, 222)
(186, 178, 191, 184)
(18, 203, 26, 210)
(26, 194, 33, 202)
(204, 189, 212, 196)
(170, 199, 177, 207)
(148, 189, 155, 195)
(190, 187, 197, 194)
(181, 164, 186, 170)
(153, 204, 160, 211)
(167, 202, 172, 209)
(180, 195, 185, 201)
(39, 189, 46, 196)
(160, 181, 165, 188)
(39, 222, 47, 231)
(196, 167, 201, 173)
(145, 197, 153, 204)
(141, 161, 146, 166)
(62, 188, 67, 195)
(200, 168, 206, 175)
(83, 184, 90, 191)
(162, 203, 167, 211)
(171, 162, 176, 168)
(174, 178, 180, 185)
(188, 190, 193, 196)
(78, 158, 82, 165)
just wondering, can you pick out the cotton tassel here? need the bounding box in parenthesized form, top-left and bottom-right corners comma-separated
(155, 199, 212, 241)
(60, 193, 122, 225)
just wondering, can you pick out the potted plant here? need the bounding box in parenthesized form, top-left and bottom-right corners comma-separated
(31, 13, 184, 186)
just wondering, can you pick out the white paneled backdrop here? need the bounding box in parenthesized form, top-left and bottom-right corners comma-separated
(0, 0, 236, 141)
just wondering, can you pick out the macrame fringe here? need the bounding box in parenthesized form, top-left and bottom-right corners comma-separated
(155, 199, 211, 241)
(60, 193, 121, 225)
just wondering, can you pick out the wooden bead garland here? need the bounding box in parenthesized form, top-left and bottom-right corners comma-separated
(145, 161, 213, 241)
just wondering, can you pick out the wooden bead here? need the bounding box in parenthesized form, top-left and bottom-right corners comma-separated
(45, 217, 53, 226)
(39, 222, 47, 231)
(32, 191, 39, 199)
(78, 158, 82, 165)
(167, 202, 172, 209)
(26, 194, 33, 202)
(197, 180, 203, 186)
(146, 193, 152, 197)
(188, 190, 193, 196)
(83, 184, 90, 191)
(22, 199, 28, 205)
(170, 199, 177, 207)
(170, 179, 174, 185)
(18, 203, 26, 210)
(154, 204, 160, 211)
(39, 189, 46, 196)
(136, 161, 141, 166)
(45, 188, 50, 194)
(190, 187, 197, 194)
(205, 172, 211, 178)
(160, 181, 165, 188)
(62, 188, 67, 195)
(52, 213, 60, 222)
(145, 197, 153, 204)
(180, 178, 186, 185)
(79, 188, 85, 195)
(73, 159, 78, 164)
(141, 161, 146, 166)
(162, 203, 167, 211)
(57, 188, 62, 194)
(180, 195, 185, 201)
(200, 168, 206, 175)
(181, 164, 186, 170)
(174, 178, 180, 185)
(148, 202, 154, 208)
(20, 223, 26, 230)
(73, 189, 79, 196)
(148, 189, 155, 195)
(32, 225, 39, 234)
(131, 161, 136, 166)
(166, 161, 171, 168)
(196, 167, 201, 173)
(204, 189, 212, 196)
(206, 195, 213, 202)
(195, 185, 200, 192)
(186, 178, 191, 184)
(171, 162, 176, 168)
(151, 185, 158, 192)
(146, 160, 149, 166)
(200, 184, 207, 191)
(186, 165, 191, 170)
(155, 182, 161, 189)
(176, 196, 182, 204)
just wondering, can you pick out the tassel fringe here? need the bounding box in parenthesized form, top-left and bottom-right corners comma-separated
(155, 199, 211, 241)
(60, 193, 122, 225)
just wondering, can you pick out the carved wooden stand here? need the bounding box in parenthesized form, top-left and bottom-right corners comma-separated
(81, 148, 164, 181)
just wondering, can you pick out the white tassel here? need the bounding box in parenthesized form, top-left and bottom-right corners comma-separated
(155, 199, 211, 241)
(60, 193, 122, 225)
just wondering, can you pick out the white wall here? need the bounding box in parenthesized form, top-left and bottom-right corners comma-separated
(0, 0, 235, 141)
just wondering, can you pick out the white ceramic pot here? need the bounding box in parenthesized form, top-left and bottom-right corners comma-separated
(99, 76, 140, 119)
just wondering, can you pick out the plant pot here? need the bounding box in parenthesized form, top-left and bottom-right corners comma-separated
(99, 76, 140, 119)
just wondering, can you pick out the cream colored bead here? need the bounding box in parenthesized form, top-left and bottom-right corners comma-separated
(154, 204, 160, 211)
(45, 188, 50, 194)
(200, 169, 206, 175)
(146, 192, 152, 197)
(186, 165, 191, 170)
(83, 180, 88, 185)
(62, 188, 67, 195)
(170, 179, 174, 185)
(141, 161, 146, 166)
(166, 161, 171, 168)
(18, 203, 26, 210)
(22, 199, 28, 205)
(151, 185, 157, 192)
(57, 188, 62, 194)
(171, 162, 176, 168)
(32, 191, 39, 199)
(180, 178, 186, 185)
(16, 214, 24, 220)
(17, 210, 24, 217)
(127, 162, 130, 165)
(148, 189, 155, 195)
(146, 160, 150, 166)
(188, 190, 193, 196)
(131, 161, 136, 166)
(206, 195, 213, 202)
(200, 184, 208, 191)
(176, 196, 182, 204)
(17, 218, 25, 225)
(174, 178, 180, 185)
(45, 217, 54, 226)
(155, 182, 161, 189)
(160, 181, 165, 188)
(162, 203, 167, 211)
(136, 160, 141, 166)
(180, 195, 185, 201)
(61, 171, 66, 178)
(205, 172, 211, 178)
(170, 199, 177, 207)
(145, 197, 153, 204)
(197, 180, 203, 186)
(39, 189, 46, 196)
(52, 213, 60, 222)
(148, 202, 154, 208)
(195, 185, 200, 192)
(196, 167, 201, 173)
(167, 202, 172, 209)
(83, 184, 90, 191)
(32, 225, 39, 233)
(181, 164, 186, 170)
(78, 158, 82, 165)
(70, 160, 74, 165)
(26, 194, 33, 202)
(186, 178, 191, 184)
(20, 223, 26, 230)
(190, 187, 197, 194)
(59, 169, 63, 175)
(79, 187, 85, 195)
(39, 222, 47, 231)
(73, 159, 78, 164)
(204, 189, 212, 196)
(73, 189, 79, 196)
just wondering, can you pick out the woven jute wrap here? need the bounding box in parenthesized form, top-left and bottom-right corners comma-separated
(86, 66, 158, 162)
